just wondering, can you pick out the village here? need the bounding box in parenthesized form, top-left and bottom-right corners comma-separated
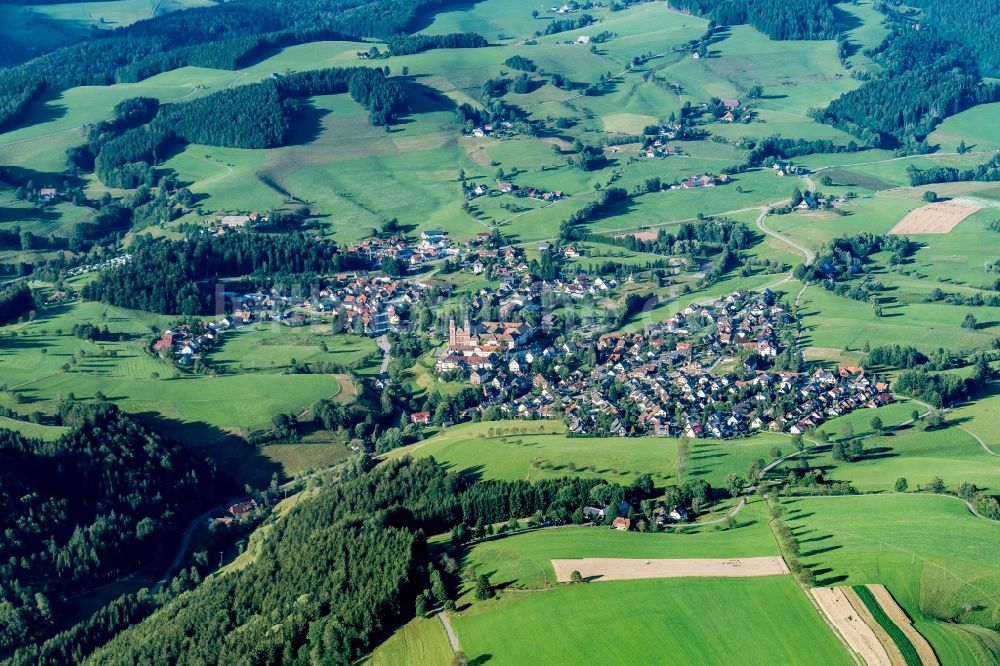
(430, 289, 892, 439)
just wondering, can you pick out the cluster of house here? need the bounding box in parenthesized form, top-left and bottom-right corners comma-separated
(470, 122, 514, 138)
(152, 321, 225, 366)
(639, 139, 679, 159)
(677, 173, 729, 189)
(718, 98, 751, 123)
(772, 162, 804, 177)
(66, 254, 131, 277)
(435, 317, 535, 375)
(206, 213, 267, 234)
(348, 230, 463, 268)
(433, 290, 891, 438)
(583, 503, 689, 530)
(496, 181, 565, 201)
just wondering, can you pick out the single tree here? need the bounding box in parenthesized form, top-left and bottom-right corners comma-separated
(475, 574, 494, 600)
(894, 477, 908, 493)
(570, 570, 583, 584)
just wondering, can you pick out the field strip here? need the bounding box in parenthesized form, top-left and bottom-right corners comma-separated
(550, 556, 789, 582)
(866, 585, 939, 666)
(842, 587, 908, 666)
(811, 587, 892, 666)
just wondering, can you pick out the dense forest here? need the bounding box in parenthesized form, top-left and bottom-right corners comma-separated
(907, 0, 1000, 77)
(50, 457, 634, 664)
(0, 0, 459, 131)
(79, 67, 407, 187)
(669, 0, 838, 40)
(0, 282, 34, 325)
(81, 232, 370, 314)
(0, 405, 217, 652)
(817, 27, 1000, 149)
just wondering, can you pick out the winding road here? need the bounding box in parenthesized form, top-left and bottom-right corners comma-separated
(755, 205, 815, 266)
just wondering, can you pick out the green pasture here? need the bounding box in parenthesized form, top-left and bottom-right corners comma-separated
(361, 616, 453, 666)
(389, 420, 681, 483)
(459, 501, 778, 591)
(451, 575, 849, 666)
(784, 494, 1000, 664)
(796, 421, 1000, 494)
(0, 300, 351, 484)
(0, 415, 67, 441)
(928, 103, 1000, 153)
(206, 325, 377, 373)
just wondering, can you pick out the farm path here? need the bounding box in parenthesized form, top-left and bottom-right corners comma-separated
(955, 424, 1000, 457)
(810, 149, 1000, 175)
(437, 612, 462, 657)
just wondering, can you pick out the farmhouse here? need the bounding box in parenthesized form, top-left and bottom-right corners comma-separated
(612, 517, 631, 531)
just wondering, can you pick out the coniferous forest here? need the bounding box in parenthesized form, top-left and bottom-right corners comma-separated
(21, 457, 627, 665)
(0, 405, 217, 653)
(0, 0, 460, 131)
(82, 232, 371, 314)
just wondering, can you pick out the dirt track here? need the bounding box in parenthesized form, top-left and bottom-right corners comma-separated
(867, 585, 940, 666)
(889, 200, 979, 234)
(551, 556, 788, 582)
(811, 587, 892, 666)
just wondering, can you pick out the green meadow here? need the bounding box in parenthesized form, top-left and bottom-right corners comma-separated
(798, 422, 1000, 494)
(784, 495, 1000, 664)
(0, 300, 352, 484)
(451, 576, 849, 666)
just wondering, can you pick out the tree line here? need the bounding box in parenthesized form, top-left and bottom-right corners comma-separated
(386, 32, 488, 55)
(81, 232, 370, 314)
(0, 404, 218, 653)
(0, 282, 34, 325)
(0, 0, 462, 132)
(907, 154, 1000, 186)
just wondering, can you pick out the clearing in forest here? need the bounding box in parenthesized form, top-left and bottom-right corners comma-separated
(888, 200, 980, 234)
(550, 556, 789, 582)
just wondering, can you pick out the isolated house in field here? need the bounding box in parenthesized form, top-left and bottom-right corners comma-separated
(612, 516, 631, 531)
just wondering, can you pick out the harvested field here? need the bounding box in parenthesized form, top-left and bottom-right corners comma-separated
(842, 587, 907, 666)
(888, 200, 980, 234)
(550, 556, 788, 582)
(867, 585, 940, 666)
(811, 587, 892, 666)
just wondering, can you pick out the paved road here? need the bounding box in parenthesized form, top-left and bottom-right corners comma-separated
(152, 496, 244, 593)
(376, 334, 391, 376)
(755, 206, 815, 266)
